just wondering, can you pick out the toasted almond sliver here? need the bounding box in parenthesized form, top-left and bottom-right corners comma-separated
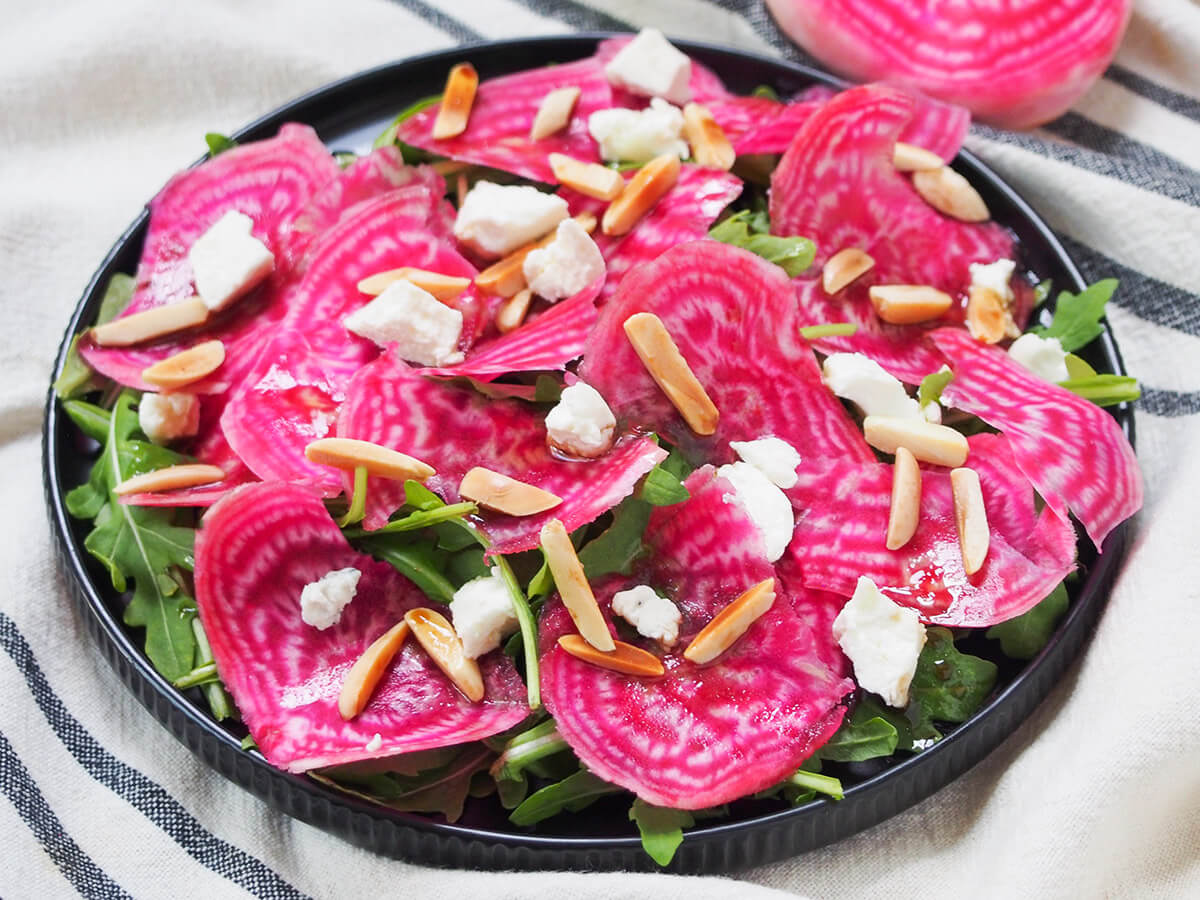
(965, 285, 1009, 344)
(540, 519, 615, 652)
(338, 621, 410, 720)
(432, 63, 478, 140)
(531, 86, 582, 140)
(404, 607, 484, 702)
(113, 463, 225, 496)
(557, 635, 664, 677)
(475, 212, 597, 297)
(496, 288, 534, 334)
(623, 312, 719, 436)
(912, 166, 990, 223)
(886, 446, 922, 551)
(356, 267, 472, 301)
(822, 247, 876, 295)
(460, 467, 562, 516)
(90, 297, 209, 348)
(305, 437, 435, 481)
(602, 154, 681, 237)
(683, 578, 776, 665)
(548, 153, 624, 201)
(863, 416, 969, 468)
(952, 467, 990, 575)
(868, 284, 954, 325)
(682, 103, 735, 171)
(140, 340, 226, 390)
(893, 141, 944, 173)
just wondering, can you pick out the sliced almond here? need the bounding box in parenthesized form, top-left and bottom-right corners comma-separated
(951, 467, 990, 575)
(683, 578, 776, 665)
(113, 463, 225, 496)
(90, 297, 209, 348)
(475, 212, 597, 297)
(531, 86, 581, 140)
(540, 519, 615, 652)
(496, 288, 533, 334)
(338, 621, 410, 720)
(893, 141, 944, 172)
(623, 312, 718, 436)
(140, 340, 225, 390)
(460, 467, 561, 516)
(455, 171, 469, 209)
(548, 153, 624, 201)
(557, 635, 664, 677)
(965, 284, 1009, 344)
(602, 154, 681, 237)
(356, 267, 472, 302)
(868, 284, 954, 325)
(404, 607, 484, 702)
(305, 437, 435, 481)
(682, 103, 735, 171)
(432, 62, 478, 140)
(863, 416, 969, 468)
(886, 446, 922, 551)
(822, 248, 876, 295)
(912, 166, 990, 223)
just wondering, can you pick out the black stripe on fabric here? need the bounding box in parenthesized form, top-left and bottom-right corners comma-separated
(386, 0, 484, 43)
(1043, 112, 1199, 183)
(1106, 64, 1200, 125)
(0, 729, 132, 900)
(708, 0, 820, 67)
(0, 612, 310, 900)
(509, 0, 630, 31)
(1137, 387, 1200, 418)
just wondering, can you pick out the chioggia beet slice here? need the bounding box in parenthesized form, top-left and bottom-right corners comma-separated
(785, 434, 1078, 626)
(580, 240, 873, 464)
(930, 328, 1142, 547)
(195, 482, 528, 773)
(336, 357, 665, 551)
(540, 468, 851, 808)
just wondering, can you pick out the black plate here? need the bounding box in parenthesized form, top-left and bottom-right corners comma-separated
(43, 34, 1135, 873)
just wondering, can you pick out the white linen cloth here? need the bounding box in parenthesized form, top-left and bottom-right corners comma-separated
(2, 0, 1197, 896)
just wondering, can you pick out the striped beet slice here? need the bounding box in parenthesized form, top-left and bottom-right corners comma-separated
(336, 356, 665, 552)
(785, 434, 1077, 625)
(540, 468, 851, 808)
(580, 241, 872, 464)
(195, 482, 528, 773)
(930, 328, 1142, 547)
(395, 58, 611, 183)
(592, 36, 731, 105)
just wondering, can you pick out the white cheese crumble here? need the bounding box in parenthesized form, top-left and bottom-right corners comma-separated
(452, 181, 568, 258)
(365, 733, 383, 753)
(450, 569, 518, 660)
(299, 568, 361, 630)
(343, 279, 464, 366)
(138, 392, 200, 445)
(522, 218, 606, 301)
(716, 462, 794, 563)
(832, 576, 927, 708)
(611, 585, 681, 648)
(187, 210, 275, 312)
(603, 28, 692, 105)
(729, 436, 802, 489)
(545, 381, 616, 458)
(588, 98, 689, 164)
(1008, 332, 1070, 383)
(823, 352, 922, 420)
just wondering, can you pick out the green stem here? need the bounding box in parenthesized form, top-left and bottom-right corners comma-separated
(786, 770, 844, 800)
(173, 662, 218, 689)
(800, 323, 857, 340)
(342, 501, 477, 538)
(485, 540, 541, 711)
(191, 618, 233, 720)
(337, 466, 369, 528)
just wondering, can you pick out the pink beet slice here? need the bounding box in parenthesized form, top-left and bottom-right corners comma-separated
(785, 433, 1078, 626)
(592, 36, 731, 105)
(930, 328, 1142, 547)
(579, 240, 873, 464)
(540, 468, 851, 809)
(195, 482, 528, 773)
(764, 0, 1132, 129)
(336, 356, 666, 552)
(395, 58, 612, 183)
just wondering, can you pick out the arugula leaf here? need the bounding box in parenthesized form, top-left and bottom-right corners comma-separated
(818, 700, 900, 762)
(204, 132, 238, 158)
(751, 84, 780, 101)
(489, 718, 570, 809)
(906, 627, 998, 741)
(54, 273, 135, 400)
(333, 151, 358, 169)
(1033, 278, 1118, 352)
(577, 497, 653, 580)
(1063, 353, 1097, 380)
(637, 465, 689, 506)
(65, 393, 198, 680)
(63, 399, 112, 443)
(918, 365, 954, 408)
(986, 582, 1070, 660)
(1059, 374, 1141, 407)
(508, 769, 620, 826)
(1033, 279, 1053, 306)
(359, 536, 456, 604)
(533, 374, 563, 404)
(630, 799, 694, 866)
(800, 323, 856, 340)
(709, 210, 816, 276)
(372, 94, 442, 152)
(784, 769, 844, 801)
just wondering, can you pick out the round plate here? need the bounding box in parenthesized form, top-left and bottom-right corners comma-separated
(44, 34, 1135, 873)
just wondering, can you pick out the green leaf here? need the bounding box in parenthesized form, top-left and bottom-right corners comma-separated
(54, 273, 135, 400)
(62, 399, 112, 443)
(986, 582, 1070, 660)
(533, 374, 563, 404)
(577, 497, 653, 580)
(404, 478, 445, 511)
(372, 95, 442, 150)
(630, 799, 694, 867)
(204, 132, 238, 158)
(918, 366, 954, 408)
(490, 718, 570, 808)
(637, 465, 689, 507)
(1058, 374, 1141, 407)
(1033, 279, 1053, 306)
(1063, 353, 1097, 380)
(509, 769, 620, 826)
(709, 210, 816, 276)
(358, 536, 456, 604)
(800, 323, 857, 340)
(818, 701, 900, 762)
(336, 466, 368, 528)
(333, 151, 358, 169)
(784, 769, 844, 801)
(1034, 278, 1118, 352)
(751, 84, 780, 101)
(906, 627, 998, 741)
(191, 617, 233, 720)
